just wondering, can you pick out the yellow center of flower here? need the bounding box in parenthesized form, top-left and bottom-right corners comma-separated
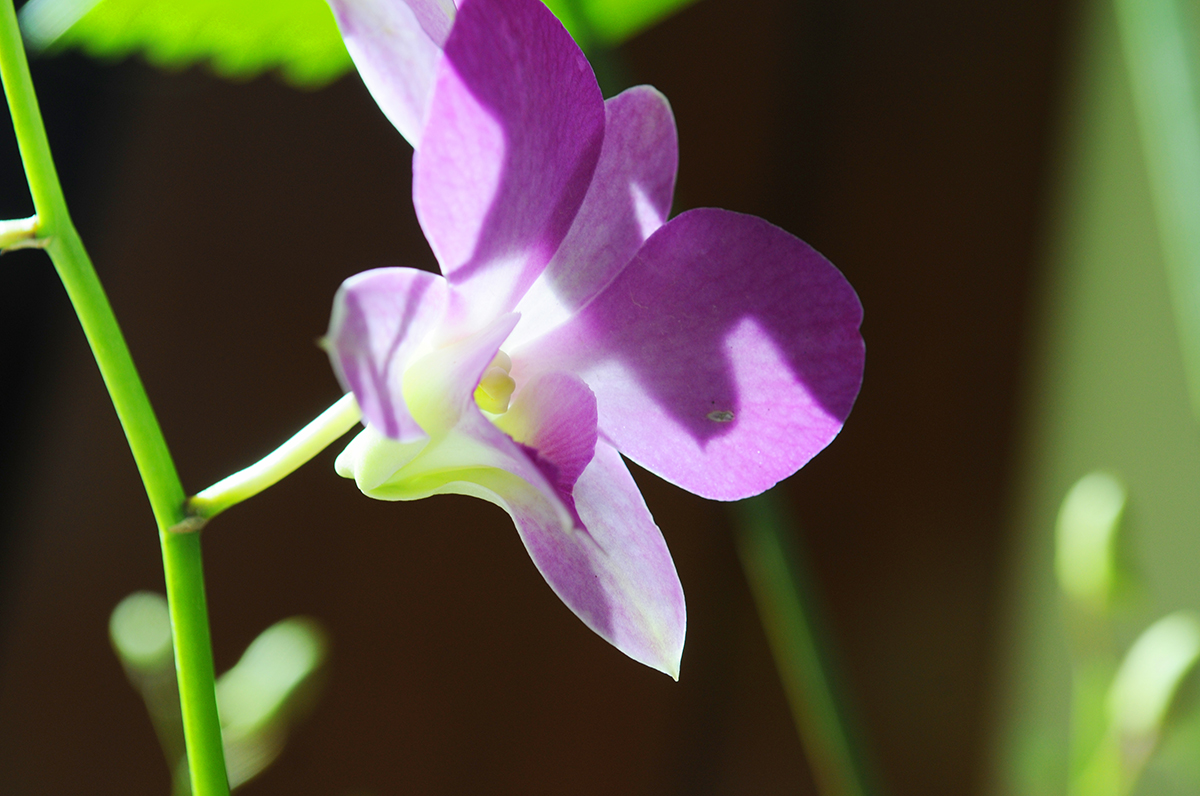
(474, 350, 516, 414)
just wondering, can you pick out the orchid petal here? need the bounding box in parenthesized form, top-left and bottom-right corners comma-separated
(328, 0, 458, 148)
(509, 85, 678, 348)
(556, 440, 686, 677)
(494, 370, 599, 523)
(326, 267, 449, 443)
(416, 439, 685, 678)
(413, 0, 605, 325)
(518, 208, 865, 501)
(339, 371, 683, 676)
(342, 415, 576, 540)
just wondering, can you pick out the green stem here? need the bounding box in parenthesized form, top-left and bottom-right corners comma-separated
(731, 491, 873, 796)
(189, 393, 361, 520)
(0, 5, 228, 794)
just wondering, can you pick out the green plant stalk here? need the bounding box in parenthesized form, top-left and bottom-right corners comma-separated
(731, 491, 873, 796)
(1113, 0, 1200, 422)
(0, 4, 229, 794)
(189, 392, 361, 521)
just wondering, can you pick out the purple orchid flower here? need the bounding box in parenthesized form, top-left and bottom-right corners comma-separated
(324, 0, 864, 678)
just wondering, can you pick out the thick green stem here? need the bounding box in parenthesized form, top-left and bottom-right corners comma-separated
(189, 393, 361, 520)
(161, 531, 226, 795)
(731, 491, 874, 796)
(0, 5, 228, 794)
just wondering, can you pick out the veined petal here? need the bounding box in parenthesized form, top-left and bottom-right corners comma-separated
(517, 208, 865, 501)
(414, 0, 605, 325)
(556, 440, 686, 677)
(494, 370, 599, 523)
(326, 268, 449, 443)
(510, 85, 678, 348)
(328, 0, 458, 148)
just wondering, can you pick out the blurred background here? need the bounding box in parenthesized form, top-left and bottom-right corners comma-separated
(3, 0, 1200, 793)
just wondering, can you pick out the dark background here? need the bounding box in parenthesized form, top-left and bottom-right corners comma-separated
(0, 0, 1071, 792)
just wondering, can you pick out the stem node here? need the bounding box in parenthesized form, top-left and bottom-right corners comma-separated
(170, 515, 209, 535)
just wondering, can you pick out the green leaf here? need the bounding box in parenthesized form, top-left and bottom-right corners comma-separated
(18, 0, 704, 87)
(561, 0, 703, 46)
(19, 0, 353, 87)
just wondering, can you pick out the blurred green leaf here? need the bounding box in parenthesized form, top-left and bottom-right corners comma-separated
(110, 590, 173, 672)
(1069, 612, 1200, 796)
(1108, 611, 1200, 743)
(19, 0, 352, 86)
(544, 0, 702, 47)
(108, 593, 330, 794)
(18, 0, 703, 87)
(1055, 471, 1126, 613)
(217, 617, 329, 790)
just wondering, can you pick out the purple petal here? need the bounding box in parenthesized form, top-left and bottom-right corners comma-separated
(355, 422, 685, 677)
(524, 440, 686, 678)
(494, 370, 599, 523)
(402, 0, 459, 42)
(413, 0, 605, 325)
(510, 85, 678, 347)
(517, 208, 865, 501)
(337, 352, 685, 674)
(326, 267, 449, 442)
(328, 0, 458, 148)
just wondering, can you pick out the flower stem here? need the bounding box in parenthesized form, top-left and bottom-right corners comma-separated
(0, 213, 41, 248)
(0, 5, 228, 794)
(731, 491, 874, 796)
(189, 393, 361, 520)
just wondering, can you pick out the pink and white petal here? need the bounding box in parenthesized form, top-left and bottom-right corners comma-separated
(435, 441, 686, 678)
(494, 371, 599, 521)
(358, 425, 683, 677)
(326, 267, 449, 443)
(328, 0, 457, 148)
(413, 0, 605, 325)
(518, 208, 865, 501)
(510, 85, 678, 348)
(563, 440, 686, 677)
(401, 0, 459, 43)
